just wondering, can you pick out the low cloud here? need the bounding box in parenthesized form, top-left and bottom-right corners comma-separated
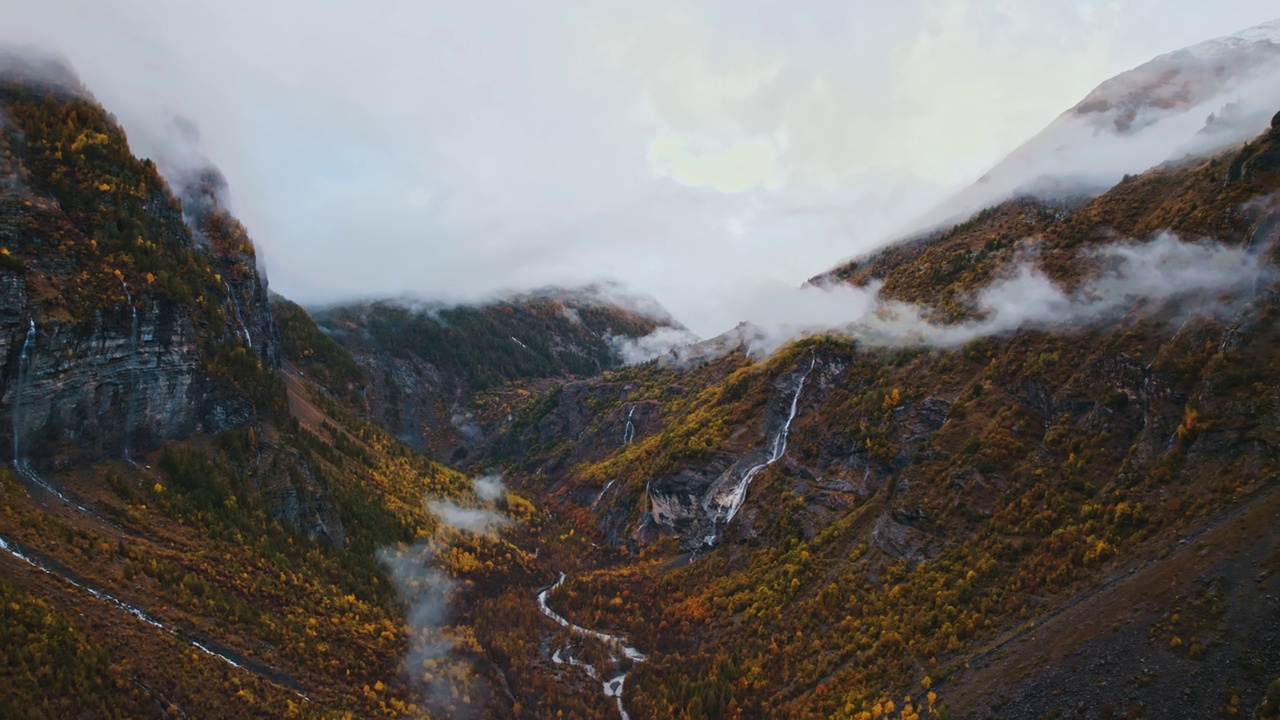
(470, 474, 506, 502)
(610, 326, 703, 365)
(915, 33, 1280, 233)
(7, 4, 1276, 339)
(658, 233, 1266, 360)
(376, 543, 470, 715)
(426, 500, 510, 536)
(378, 476, 515, 712)
(423, 474, 512, 534)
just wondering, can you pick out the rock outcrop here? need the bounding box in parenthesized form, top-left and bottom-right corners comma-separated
(0, 270, 260, 463)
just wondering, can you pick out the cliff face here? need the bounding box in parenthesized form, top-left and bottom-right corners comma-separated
(0, 65, 277, 466)
(0, 271, 254, 464)
(180, 166, 281, 371)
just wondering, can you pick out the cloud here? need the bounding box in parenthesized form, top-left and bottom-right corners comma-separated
(914, 19, 1280, 231)
(1, 1, 1278, 338)
(647, 134, 780, 193)
(670, 233, 1267, 358)
(426, 500, 510, 536)
(470, 474, 506, 503)
(376, 543, 471, 715)
(378, 475, 515, 711)
(610, 325, 703, 365)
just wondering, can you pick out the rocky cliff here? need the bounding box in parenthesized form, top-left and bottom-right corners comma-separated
(0, 61, 278, 466)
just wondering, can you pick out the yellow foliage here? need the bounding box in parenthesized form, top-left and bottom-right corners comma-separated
(882, 388, 901, 413)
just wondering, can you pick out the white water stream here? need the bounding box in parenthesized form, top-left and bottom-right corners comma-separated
(622, 406, 635, 445)
(0, 534, 309, 700)
(223, 282, 253, 348)
(538, 572, 647, 719)
(8, 320, 94, 513)
(704, 356, 817, 545)
(122, 285, 139, 462)
(593, 479, 617, 509)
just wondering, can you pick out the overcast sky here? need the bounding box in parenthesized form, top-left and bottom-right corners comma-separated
(2, 1, 1278, 336)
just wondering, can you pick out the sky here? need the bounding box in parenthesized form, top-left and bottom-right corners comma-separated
(1, 1, 1279, 337)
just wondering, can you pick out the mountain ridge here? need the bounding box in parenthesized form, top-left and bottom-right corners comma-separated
(899, 16, 1280, 239)
(2, 26, 1280, 720)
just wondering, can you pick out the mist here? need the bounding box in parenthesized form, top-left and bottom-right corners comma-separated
(376, 473, 516, 713)
(470, 474, 506, 503)
(2, 1, 1278, 337)
(425, 473, 514, 535)
(639, 233, 1269, 360)
(916, 28, 1280, 232)
(375, 543, 463, 713)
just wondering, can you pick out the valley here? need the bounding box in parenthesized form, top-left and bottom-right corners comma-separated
(2, 20, 1280, 720)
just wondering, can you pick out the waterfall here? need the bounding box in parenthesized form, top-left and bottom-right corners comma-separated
(11, 318, 33, 464)
(224, 282, 253, 348)
(123, 287, 139, 462)
(9, 320, 68, 503)
(703, 355, 817, 545)
(622, 406, 635, 445)
(592, 479, 617, 509)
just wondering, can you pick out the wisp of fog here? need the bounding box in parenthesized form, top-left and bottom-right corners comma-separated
(615, 233, 1268, 363)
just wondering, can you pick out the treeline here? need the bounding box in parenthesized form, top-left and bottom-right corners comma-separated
(332, 298, 659, 390)
(273, 296, 367, 403)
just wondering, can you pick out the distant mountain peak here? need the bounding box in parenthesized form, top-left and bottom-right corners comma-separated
(903, 17, 1280, 237)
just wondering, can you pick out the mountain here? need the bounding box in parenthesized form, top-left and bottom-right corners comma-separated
(0, 55, 533, 719)
(291, 288, 692, 463)
(5, 27, 1280, 720)
(450, 108, 1280, 719)
(913, 18, 1280, 233)
(0, 54, 280, 465)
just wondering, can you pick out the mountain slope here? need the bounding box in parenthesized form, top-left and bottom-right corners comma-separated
(447, 115, 1280, 719)
(0, 56, 533, 719)
(299, 290, 691, 462)
(6, 31, 1280, 720)
(0, 55, 281, 466)
(914, 18, 1280, 232)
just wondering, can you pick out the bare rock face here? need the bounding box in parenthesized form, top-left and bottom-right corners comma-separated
(0, 271, 250, 463)
(257, 445, 347, 549)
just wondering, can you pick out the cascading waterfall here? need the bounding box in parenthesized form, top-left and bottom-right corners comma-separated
(122, 286, 140, 462)
(634, 479, 653, 533)
(11, 318, 33, 464)
(223, 282, 253, 348)
(592, 479, 617, 509)
(538, 572, 647, 720)
(703, 355, 817, 546)
(8, 320, 69, 503)
(622, 406, 636, 445)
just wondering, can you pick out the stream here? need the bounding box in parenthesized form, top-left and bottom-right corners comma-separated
(703, 355, 816, 545)
(0, 534, 309, 700)
(538, 572, 646, 720)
